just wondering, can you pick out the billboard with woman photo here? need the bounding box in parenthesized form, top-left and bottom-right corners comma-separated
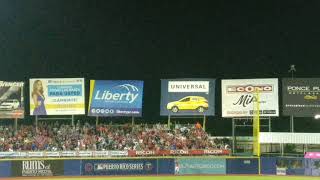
(29, 78, 85, 115)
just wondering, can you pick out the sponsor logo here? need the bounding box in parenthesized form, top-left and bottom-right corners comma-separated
(168, 81, 209, 93)
(94, 163, 144, 171)
(179, 163, 225, 169)
(204, 149, 223, 154)
(287, 86, 320, 95)
(0, 81, 24, 87)
(227, 85, 273, 93)
(136, 151, 155, 156)
(21, 161, 53, 176)
(170, 150, 189, 155)
(94, 84, 139, 104)
(85, 163, 94, 172)
(144, 162, 153, 171)
(276, 168, 286, 175)
(243, 160, 251, 164)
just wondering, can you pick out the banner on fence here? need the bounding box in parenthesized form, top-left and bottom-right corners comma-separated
(221, 78, 279, 117)
(160, 79, 215, 116)
(88, 80, 143, 116)
(29, 78, 85, 115)
(11, 160, 64, 177)
(0, 151, 128, 158)
(282, 78, 320, 117)
(226, 158, 259, 174)
(0, 81, 24, 119)
(175, 158, 226, 175)
(305, 152, 320, 159)
(128, 149, 230, 157)
(81, 159, 158, 176)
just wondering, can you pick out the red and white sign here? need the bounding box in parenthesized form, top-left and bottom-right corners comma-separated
(222, 79, 279, 117)
(128, 149, 230, 157)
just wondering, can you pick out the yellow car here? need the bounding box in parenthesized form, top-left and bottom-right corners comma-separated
(304, 95, 317, 100)
(166, 96, 209, 113)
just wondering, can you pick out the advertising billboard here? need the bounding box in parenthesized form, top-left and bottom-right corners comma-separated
(29, 78, 85, 115)
(81, 159, 157, 176)
(174, 158, 226, 175)
(11, 160, 64, 177)
(0, 81, 24, 119)
(160, 79, 215, 116)
(88, 80, 143, 116)
(222, 78, 279, 117)
(282, 78, 320, 117)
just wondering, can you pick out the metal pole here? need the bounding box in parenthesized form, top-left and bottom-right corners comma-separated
(14, 118, 18, 133)
(168, 115, 171, 128)
(71, 115, 74, 127)
(203, 115, 206, 131)
(35, 115, 38, 129)
(131, 116, 135, 126)
(290, 116, 294, 132)
(232, 118, 235, 154)
(289, 65, 295, 133)
(96, 116, 99, 126)
(269, 117, 271, 132)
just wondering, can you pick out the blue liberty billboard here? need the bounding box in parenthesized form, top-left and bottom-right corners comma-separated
(88, 80, 143, 116)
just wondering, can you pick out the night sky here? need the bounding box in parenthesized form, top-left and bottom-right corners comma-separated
(0, 1, 320, 135)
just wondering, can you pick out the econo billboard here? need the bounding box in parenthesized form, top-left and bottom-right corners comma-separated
(88, 80, 143, 116)
(283, 78, 320, 117)
(221, 78, 279, 117)
(29, 78, 85, 115)
(160, 79, 215, 116)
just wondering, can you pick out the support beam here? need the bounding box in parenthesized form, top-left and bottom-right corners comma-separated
(232, 118, 235, 154)
(290, 116, 294, 132)
(131, 116, 135, 126)
(269, 117, 271, 132)
(35, 115, 38, 129)
(71, 115, 74, 127)
(14, 118, 18, 133)
(202, 115, 206, 131)
(96, 116, 99, 126)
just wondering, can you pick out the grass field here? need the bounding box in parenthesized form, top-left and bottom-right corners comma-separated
(8, 176, 319, 180)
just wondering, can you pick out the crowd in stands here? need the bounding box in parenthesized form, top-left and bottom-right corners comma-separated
(0, 121, 230, 152)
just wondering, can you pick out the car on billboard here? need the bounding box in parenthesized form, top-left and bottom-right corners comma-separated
(166, 96, 208, 113)
(304, 95, 318, 100)
(0, 99, 20, 110)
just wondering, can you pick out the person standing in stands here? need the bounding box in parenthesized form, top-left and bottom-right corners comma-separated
(32, 80, 47, 115)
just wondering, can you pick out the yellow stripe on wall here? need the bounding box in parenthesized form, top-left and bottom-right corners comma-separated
(30, 103, 85, 109)
(88, 80, 95, 113)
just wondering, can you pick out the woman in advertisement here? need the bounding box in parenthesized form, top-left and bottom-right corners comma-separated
(32, 80, 47, 115)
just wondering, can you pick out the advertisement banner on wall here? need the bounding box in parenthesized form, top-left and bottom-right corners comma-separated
(174, 158, 226, 175)
(88, 80, 143, 116)
(29, 78, 85, 115)
(160, 79, 215, 116)
(221, 78, 279, 117)
(81, 159, 157, 176)
(0, 81, 24, 119)
(11, 160, 64, 176)
(282, 78, 320, 117)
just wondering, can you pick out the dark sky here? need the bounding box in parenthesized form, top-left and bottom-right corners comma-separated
(1, 1, 320, 134)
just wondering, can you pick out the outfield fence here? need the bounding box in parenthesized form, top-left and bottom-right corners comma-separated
(0, 156, 318, 177)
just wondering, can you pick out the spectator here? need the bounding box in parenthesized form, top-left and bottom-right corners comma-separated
(0, 121, 230, 152)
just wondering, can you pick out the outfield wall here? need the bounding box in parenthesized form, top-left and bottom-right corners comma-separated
(0, 157, 318, 177)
